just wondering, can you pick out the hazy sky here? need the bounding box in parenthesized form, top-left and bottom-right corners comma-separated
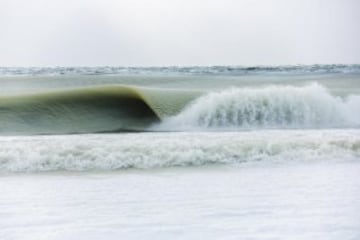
(0, 0, 359, 66)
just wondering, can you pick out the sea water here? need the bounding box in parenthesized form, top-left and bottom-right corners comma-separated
(0, 65, 360, 240)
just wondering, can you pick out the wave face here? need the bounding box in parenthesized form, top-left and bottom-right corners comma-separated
(1, 65, 360, 76)
(159, 84, 360, 130)
(0, 131, 359, 172)
(0, 85, 200, 135)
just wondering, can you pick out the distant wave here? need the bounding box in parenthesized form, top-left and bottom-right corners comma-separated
(158, 83, 360, 130)
(1, 64, 360, 76)
(0, 131, 359, 172)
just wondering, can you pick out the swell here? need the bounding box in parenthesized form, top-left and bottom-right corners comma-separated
(0, 131, 359, 172)
(0, 85, 201, 135)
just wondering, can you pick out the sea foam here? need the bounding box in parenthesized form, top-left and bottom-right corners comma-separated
(0, 131, 359, 172)
(158, 83, 360, 130)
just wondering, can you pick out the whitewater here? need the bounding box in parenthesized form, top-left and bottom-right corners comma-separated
(1, 65, 360, 240)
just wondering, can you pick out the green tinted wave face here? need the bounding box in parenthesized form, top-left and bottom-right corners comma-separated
(0, 86, 162, 135)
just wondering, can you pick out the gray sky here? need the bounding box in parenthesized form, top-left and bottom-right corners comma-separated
(0, 0, 359, 66)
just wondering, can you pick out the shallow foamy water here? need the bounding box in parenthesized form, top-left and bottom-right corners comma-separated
(0, 130, 360, 239)
(1, 162, 360, 240)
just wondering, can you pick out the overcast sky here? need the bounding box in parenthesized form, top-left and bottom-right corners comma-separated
(0, 0, 359, 66)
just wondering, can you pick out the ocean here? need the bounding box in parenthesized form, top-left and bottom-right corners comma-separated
(0, 65, 360, 240)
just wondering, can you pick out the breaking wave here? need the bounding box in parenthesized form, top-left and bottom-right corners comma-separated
(0, 83, 359, 135)
(159, 83, 360, 130)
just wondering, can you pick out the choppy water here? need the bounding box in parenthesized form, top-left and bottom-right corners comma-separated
(1, 65, 359, 239)
(1, 64, 360, 76)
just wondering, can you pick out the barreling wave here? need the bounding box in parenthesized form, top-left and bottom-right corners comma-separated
(0, 85, 201, 135)
(0, 131, 359, 172)
(158, 83, 360, 130)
